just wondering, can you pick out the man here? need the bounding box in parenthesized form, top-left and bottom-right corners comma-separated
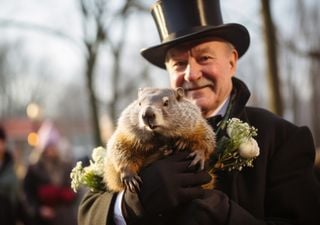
(78, 0, 320, 225)
(0, 126, 33, 225)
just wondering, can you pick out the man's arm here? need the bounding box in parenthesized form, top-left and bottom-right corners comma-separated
(78, 191, 115, 225)
(78, 151, 210, 225)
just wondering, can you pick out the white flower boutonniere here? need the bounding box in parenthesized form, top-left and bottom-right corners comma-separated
(212, 118, 260, 172)
(70, 147, 106, 192)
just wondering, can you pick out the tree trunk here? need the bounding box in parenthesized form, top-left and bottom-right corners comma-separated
(86, 45, 103, 147)
(310, 58, 320, 146)
(261, 0, 283, 115)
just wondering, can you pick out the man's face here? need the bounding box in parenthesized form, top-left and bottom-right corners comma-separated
(165, 39, 238, 118)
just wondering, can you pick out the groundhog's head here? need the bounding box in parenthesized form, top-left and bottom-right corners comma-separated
(137, 87, 185, 133)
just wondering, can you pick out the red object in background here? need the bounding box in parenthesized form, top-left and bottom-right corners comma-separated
(38, 185, 60, 206)
(38, 185, 76, 206)
(59, 187, 76, 204)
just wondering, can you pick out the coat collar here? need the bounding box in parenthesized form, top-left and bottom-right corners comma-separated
(229, 77, 251, 119)
(207, 77, 250, 134)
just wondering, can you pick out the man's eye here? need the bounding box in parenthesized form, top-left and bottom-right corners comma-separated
(199, 56, 211, 62)
(173, 61, 187, 68)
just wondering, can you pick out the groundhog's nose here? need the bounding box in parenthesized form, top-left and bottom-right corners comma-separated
(142, 107, 156, 129)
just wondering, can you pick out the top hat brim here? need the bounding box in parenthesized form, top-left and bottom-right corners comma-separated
(141, 23, 250, 69)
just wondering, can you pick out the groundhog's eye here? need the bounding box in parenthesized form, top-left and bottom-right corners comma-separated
(138, 102, 141, 106)
(163, 97, 169, 106)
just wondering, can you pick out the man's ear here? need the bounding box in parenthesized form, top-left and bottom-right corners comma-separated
(229, 49, 238, 75)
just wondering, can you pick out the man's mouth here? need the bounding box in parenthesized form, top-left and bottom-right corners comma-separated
(184, 84, 213, 92)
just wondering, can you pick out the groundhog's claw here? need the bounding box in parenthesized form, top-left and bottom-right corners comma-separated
(122, 175, 142, 193)
(188, 151, 206, 170)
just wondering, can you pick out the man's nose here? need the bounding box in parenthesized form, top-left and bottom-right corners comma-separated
(184, 59, 202, 82)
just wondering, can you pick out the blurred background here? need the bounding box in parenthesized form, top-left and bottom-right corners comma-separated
(0, 0, 319, 223)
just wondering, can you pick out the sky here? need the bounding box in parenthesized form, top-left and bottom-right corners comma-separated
(0, 0, 84, 82)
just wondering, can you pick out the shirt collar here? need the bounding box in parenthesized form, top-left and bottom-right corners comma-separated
(207, 96, 230, 118)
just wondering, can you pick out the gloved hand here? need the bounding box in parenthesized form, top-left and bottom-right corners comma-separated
(175, 189, 230, 225)
(122, 151, 212, 224)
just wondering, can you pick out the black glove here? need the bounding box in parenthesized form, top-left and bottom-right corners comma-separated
(175, 189, 230, 225)
(122, 151, 211, 224)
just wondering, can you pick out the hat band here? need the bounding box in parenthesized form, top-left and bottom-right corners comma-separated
(162, 26, 214, 43)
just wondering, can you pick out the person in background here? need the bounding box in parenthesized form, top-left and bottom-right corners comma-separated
(0, 125, 32, 225)
(78, 0, 320, 225)
(24, 121, 77, 225)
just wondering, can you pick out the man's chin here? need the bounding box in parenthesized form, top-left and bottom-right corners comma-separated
(189, 97, 207, 109)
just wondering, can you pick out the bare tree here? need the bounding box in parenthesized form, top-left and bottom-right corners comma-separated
(295, 1, 320, 146)
(79, 0, 106, 146)
(0, 42, 51, 119)
(279, 1, 320, 146)
(79, 0, 149, 146)
(0, 45, 9, 117)
(0, 0, 151, 148)
(261, 0, 283, 116)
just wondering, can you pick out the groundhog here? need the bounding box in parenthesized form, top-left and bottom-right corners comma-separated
(103, 87, 216, 193)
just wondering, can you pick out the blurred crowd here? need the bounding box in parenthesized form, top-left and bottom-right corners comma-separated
(0, 122, 79, 225)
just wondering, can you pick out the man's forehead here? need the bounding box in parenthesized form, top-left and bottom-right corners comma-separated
(166, 37, 229, 57)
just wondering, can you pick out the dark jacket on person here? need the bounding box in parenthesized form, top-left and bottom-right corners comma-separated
(24, 153, 77, 225)
(78, 78, 320, 225)
(0, 151, 32, 225)
(0, 151, 23, 225)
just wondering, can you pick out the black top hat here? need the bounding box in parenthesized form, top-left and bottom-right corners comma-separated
(141, 0, 250, 69)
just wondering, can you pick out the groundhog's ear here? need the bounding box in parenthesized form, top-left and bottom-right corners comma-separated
(175, 87, 185, 100)
(138, 88, 144, 97)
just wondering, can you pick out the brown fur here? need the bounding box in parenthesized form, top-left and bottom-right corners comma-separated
(103, 87, 216, 192)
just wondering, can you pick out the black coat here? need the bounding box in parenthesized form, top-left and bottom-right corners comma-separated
(210, 78, 320, 224)
(213, 108, 320, 224)
(78, 78, 320, 225)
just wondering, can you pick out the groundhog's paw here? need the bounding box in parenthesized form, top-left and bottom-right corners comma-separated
(121, 173, 142, 193)
(188, 150, 206, 170)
